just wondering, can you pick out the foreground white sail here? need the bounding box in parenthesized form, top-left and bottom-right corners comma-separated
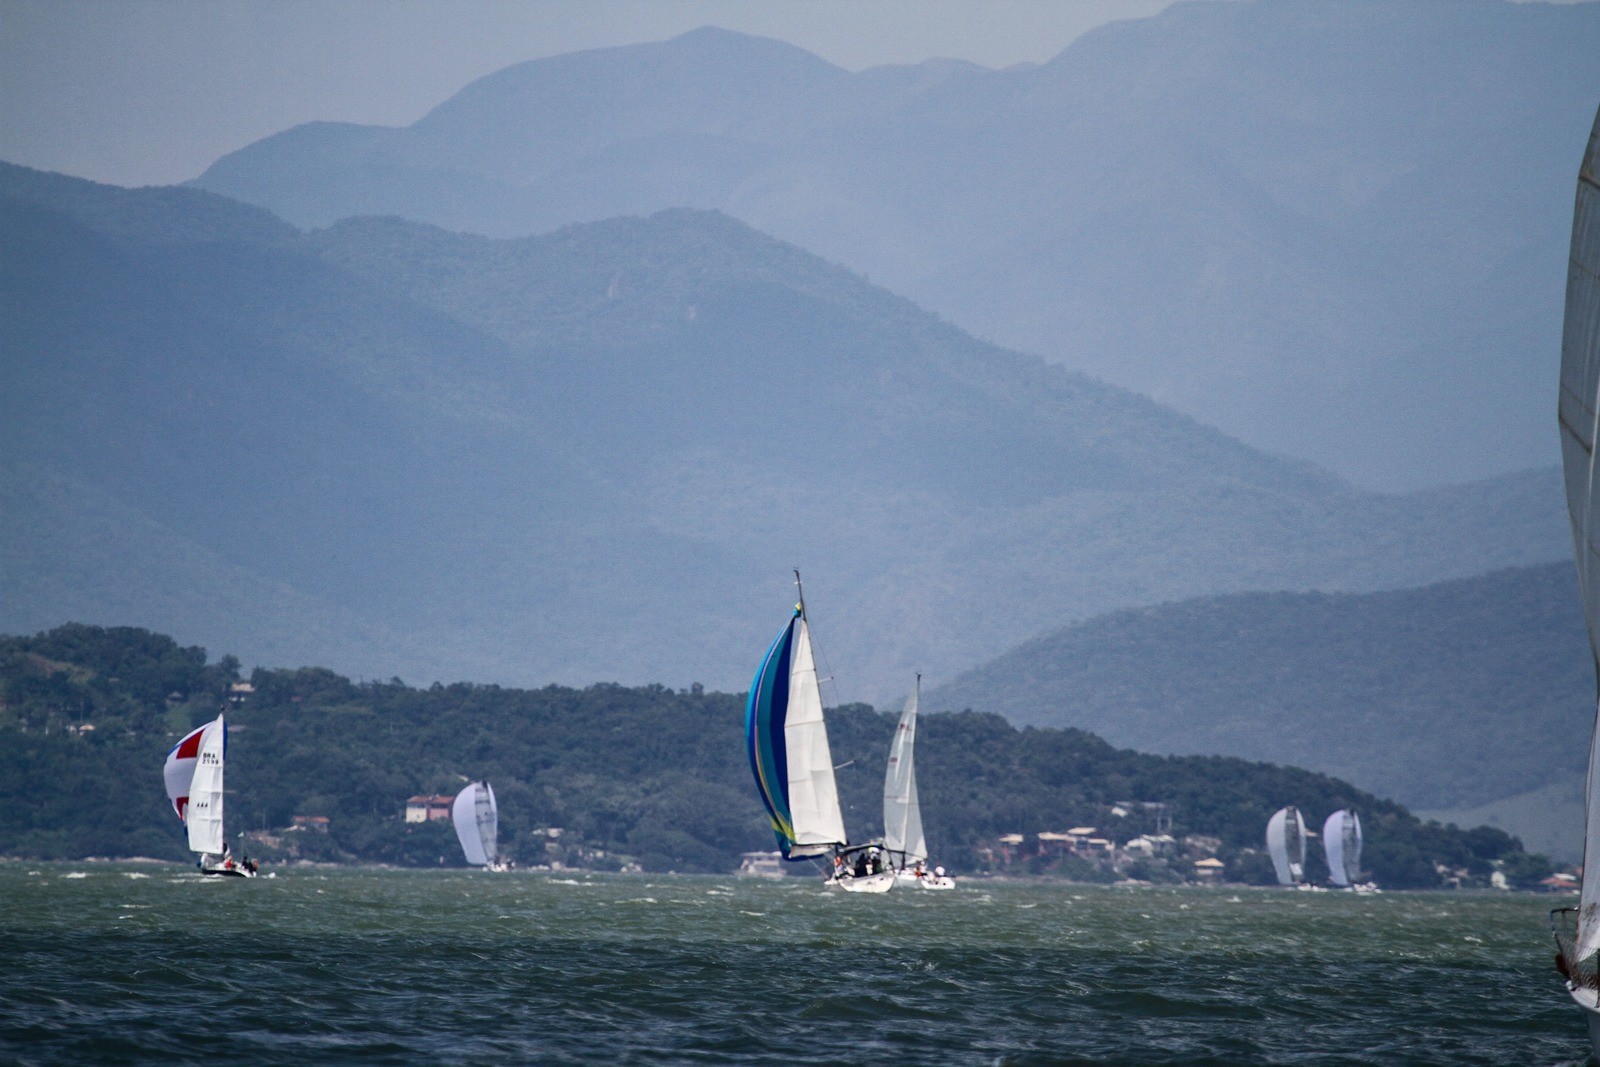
(186, 718, 226, 856)
(1322, 809, 1362, 888)
(161, 713, 255, 877)
(1553, 100, 1600, 1053)
(1266, 806, 1306, 886)
(747, 572, 890, 891)
(453, 781, 501, 869)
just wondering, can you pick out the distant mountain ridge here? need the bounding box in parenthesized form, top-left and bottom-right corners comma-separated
(928, 563, 1591, 838)
(0, 161, 1570, 701)
(188, 1, 1600, 490)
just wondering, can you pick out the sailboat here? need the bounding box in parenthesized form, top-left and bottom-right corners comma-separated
(1552, 100, 1600, 1055)
(453, 780, 508, 871)
(746, 571, 894, 893)
(163, 713, 256, 877)
(1265, 806, 1306, 887)
(1321, 809, 1366, 890)
(884, 675, 953, 890)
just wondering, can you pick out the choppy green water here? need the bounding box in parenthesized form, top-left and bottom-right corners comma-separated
(0, 863, 1590, 1065)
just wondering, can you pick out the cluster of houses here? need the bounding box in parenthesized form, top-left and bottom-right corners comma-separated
(979, 827, 1231, 882)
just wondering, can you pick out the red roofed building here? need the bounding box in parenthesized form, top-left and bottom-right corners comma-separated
(405, 795, 454, 823)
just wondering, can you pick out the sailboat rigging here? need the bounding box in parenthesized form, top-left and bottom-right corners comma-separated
(162, 713, 256, 877)
(883, 675, 953, 889)
(1266, 806, 1306, 887)
(1552, 99, 1600, 1056)
(453, 780, 507, 871)
(1322, 809, 1363, 890)
(745, 571, 893, 892)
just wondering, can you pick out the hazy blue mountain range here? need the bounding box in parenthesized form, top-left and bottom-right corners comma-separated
(928, 562, 1592, 857)
(188, 0, 1600, 491)
(0, 161, 1569, 704)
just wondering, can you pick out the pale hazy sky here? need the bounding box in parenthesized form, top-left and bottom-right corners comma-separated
(0, 0, 1178, 188)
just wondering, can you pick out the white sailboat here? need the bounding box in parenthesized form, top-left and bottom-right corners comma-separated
(884, 676, 953, 890)
(1322, 809, 1366, 890)
(1552, 100, 1600, 1056)
(746, 571, 893, 893)
(163, 713, 256, 877)
(453, 780, 508, 871)
(1265, 806, 1306, 886)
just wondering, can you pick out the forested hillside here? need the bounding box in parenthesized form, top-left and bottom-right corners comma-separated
(0, 625, 1553, 889)
(930, 563, 1591, 818)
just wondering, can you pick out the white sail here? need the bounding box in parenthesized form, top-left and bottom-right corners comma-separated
(883, 676, 927, 864)
(452, 782, 497, 866)
(1561, 103, 1600, 964)
(1346, 811, 1363, 884)
(1266, 806, 1305, 885)
(185, 715, 226, 856)
(476, 781, 498, 864)
(1323, 809, 1361, 887)
(785, 617, 848, 852)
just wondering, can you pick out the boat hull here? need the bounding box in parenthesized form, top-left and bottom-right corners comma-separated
(827, 871, 896, 893)
(198, 855, 257, 878)
(1566, 983, 1600, 1059)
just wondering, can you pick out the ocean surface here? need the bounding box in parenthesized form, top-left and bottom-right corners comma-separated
(0, 862, 1590, 1066)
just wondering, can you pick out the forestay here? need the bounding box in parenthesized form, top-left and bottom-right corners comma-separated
(883, 676, 927, 865)
(1559, 102, 1600, 962)
(746, 606, 848, 859)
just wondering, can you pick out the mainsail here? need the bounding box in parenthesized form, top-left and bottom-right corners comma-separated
(452, 781, 498, 867)
(1323, 809, 1362, 888)
(745, 579, 848, 859)
(883, 675, 927, 865)
(1559, 102, 1600, 965)
(1266, 806, 1306, 886)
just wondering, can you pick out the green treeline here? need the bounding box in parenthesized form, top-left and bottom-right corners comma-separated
(0, 624, 1553, 888)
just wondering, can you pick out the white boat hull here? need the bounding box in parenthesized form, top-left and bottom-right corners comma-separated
(827, 871, 896, 893)
(918, 875, 955, 890)
(1566, 983, 1600, 1059)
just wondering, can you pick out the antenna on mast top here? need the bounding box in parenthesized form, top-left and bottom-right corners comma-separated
(793, 569, 806, 618)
